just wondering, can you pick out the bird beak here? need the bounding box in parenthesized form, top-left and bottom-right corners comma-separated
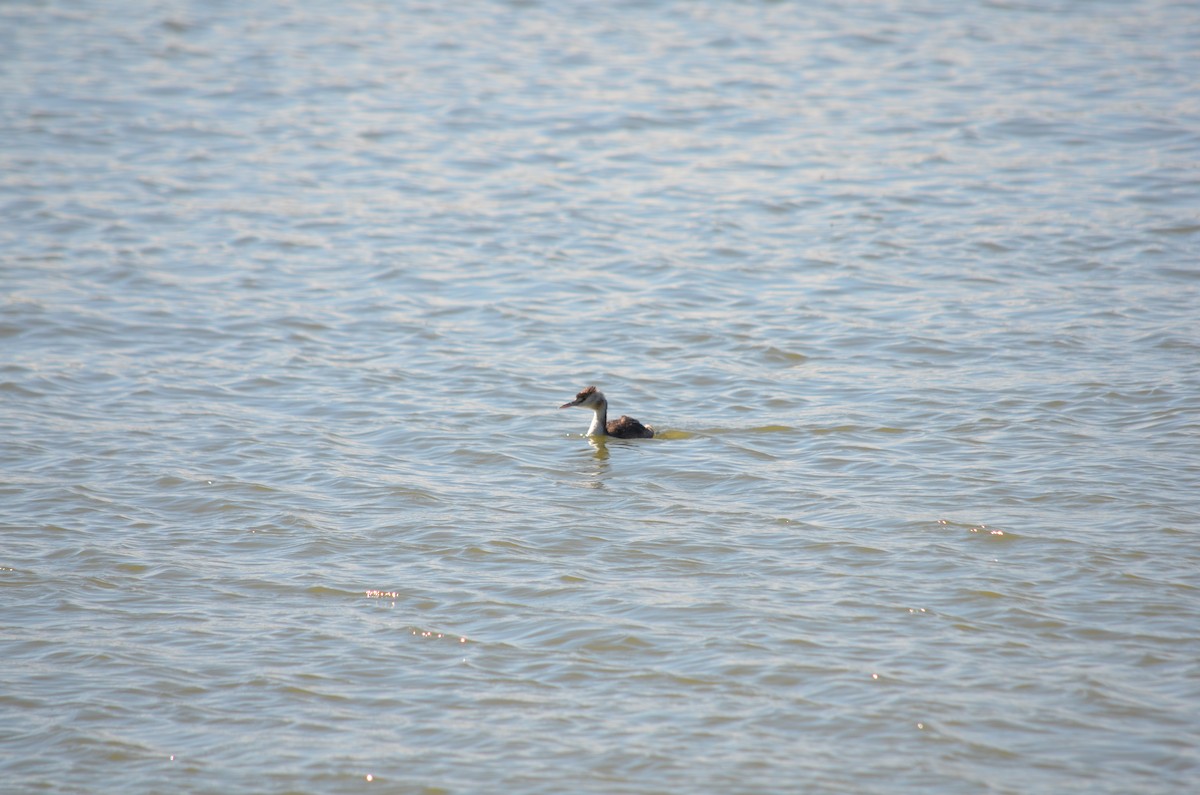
(559, 400, 578, 409)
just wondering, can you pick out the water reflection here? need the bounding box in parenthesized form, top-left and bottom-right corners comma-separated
(580, 436, 610, 488)
(587, 436, 610, 461)
(559, 436, 612, 489)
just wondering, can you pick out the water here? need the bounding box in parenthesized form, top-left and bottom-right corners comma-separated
(3, 1, 1199, 792)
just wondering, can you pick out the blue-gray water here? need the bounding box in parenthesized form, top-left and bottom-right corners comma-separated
(3, 1, 1199, 793)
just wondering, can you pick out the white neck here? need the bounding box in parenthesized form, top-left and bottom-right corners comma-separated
(586, 401, 608, 436)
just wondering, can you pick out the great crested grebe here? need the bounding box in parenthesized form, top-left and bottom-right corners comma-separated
(559, 385, 655, 439)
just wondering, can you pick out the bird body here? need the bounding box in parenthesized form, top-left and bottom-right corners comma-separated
(560, 386, 654, 439)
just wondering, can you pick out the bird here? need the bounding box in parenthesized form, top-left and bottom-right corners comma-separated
(559, 386, 655, 439)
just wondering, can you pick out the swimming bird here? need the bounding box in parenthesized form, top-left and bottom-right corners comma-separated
(559, 386, 654, 439)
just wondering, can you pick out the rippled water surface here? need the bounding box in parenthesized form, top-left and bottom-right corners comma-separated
(3, 1, 1199, 793)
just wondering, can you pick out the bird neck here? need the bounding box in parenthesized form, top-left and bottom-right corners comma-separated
(587, 401, 608, 436)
